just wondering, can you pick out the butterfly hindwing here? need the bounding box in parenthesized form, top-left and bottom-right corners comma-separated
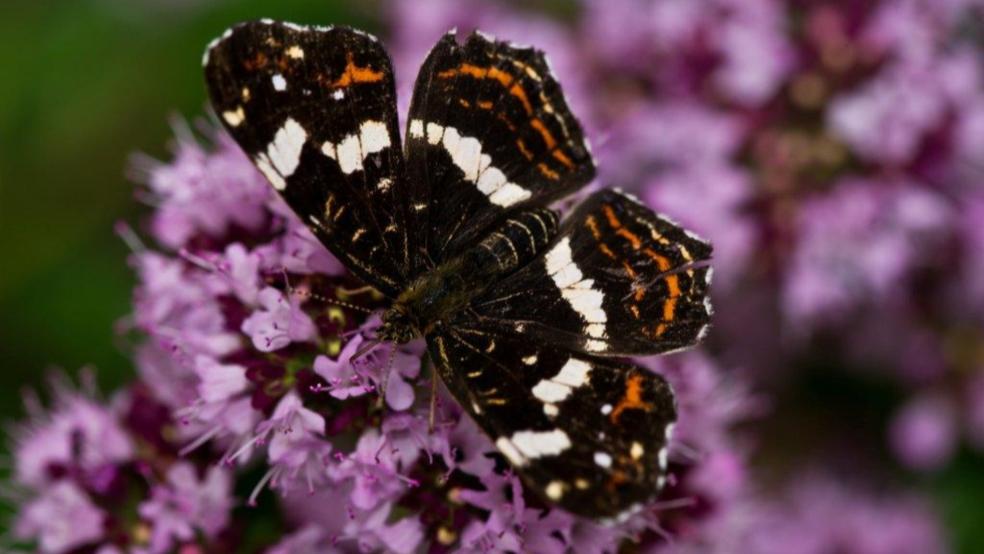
(428, 324, 676, 519)
(204, 21, 411, 296)
(472, 189, 713, 356)
(404, 31, 595, 270)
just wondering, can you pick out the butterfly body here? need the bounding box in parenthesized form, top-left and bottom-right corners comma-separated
(204, 20, 712, 519)
(384, 206, 559, 342)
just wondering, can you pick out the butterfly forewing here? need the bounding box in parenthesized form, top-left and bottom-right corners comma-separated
(204, 21, 411, 296)
(472, 189, 713, 356)
(404, 32, 595, 270)
(428, 324, 676, 518)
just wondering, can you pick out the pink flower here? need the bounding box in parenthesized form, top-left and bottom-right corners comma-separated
(13, 380, 133, 489)
(250, 391, 333, 499)
(241, 287, 317, 352)
(890, 393, 959, 471)
(194, 355, 248, 404)
(15, 480, 106, 554)
(136, 126, 270, 250)
(138, 462, 234, 553)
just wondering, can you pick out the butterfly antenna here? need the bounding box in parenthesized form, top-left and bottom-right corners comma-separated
(277, 269, 375, 315)
(300, 290, 375, 314)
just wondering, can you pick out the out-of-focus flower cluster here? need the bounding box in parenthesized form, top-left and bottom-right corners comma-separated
(5, 118, 752, 552)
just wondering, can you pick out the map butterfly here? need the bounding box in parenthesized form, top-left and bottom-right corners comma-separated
(203, 20, 713, 519)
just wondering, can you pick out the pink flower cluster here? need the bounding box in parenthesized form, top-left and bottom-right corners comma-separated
(6, 119, 751, 552)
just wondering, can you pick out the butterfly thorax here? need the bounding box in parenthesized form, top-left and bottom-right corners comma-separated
(380, 208, 560, 343)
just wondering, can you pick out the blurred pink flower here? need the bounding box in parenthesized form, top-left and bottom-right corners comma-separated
(890, 393, 959, 471)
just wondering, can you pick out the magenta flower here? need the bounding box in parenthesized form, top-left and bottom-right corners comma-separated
(241, 287, 317, 352)
(745, 475, 949, 554)
(135, 126, 270, 249)
(138, 462, 235, 553)
(12, 376, 133, 491)
(15, 480, 106, 554)
(783, 179, 950, 327)
(890, 393, 959, 471)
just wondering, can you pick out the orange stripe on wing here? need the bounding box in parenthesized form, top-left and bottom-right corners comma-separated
(510, 83, 534, 114)
(537, 162, 560, 180)
(530, 118, 557, 150)
(610, 373, 652, 424)
(642, 248, 681, 337)
(552, 149, 576, 169)
(331, 53, 385, 88)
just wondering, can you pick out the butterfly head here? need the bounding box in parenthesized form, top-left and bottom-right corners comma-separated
(378, 306, 417, 345)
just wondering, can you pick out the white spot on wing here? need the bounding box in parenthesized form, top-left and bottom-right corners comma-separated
(417, 121, 531, 207)
(532, 358, 593, 411)
(495, 437, 526, 466)
(553, 358, 592, 387)
(586, 340, 607, 352)
(488, 183, 531, 206)
(532, 380, 569, 403)
(544, 238, 608, 342)
(510, 429, 571, 459)
(522, 354, 538, 365)
(545, 481, 565, 500)
(543, 404, 558, 417)
(320, 120, 391, 174)
(426, 122, 444, 145)
(255, 118, 307, 190)
(594, 451, 612, 468)
(332, 89, 345, 100)
(360, 120, 390, 154)
(286, 45, 304, 59)
(222, 107, 245, 127)
(256, 157, 285, 190)
(272, 73, 287, 91)
(409, 119, 424, 139)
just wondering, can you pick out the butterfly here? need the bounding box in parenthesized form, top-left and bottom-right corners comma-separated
(203, 20, 712, 520)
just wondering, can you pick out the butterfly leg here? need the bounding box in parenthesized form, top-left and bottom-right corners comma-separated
(428, 358, 439, 432)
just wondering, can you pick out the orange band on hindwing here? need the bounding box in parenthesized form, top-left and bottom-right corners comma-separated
(610, 373, 652, 424)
